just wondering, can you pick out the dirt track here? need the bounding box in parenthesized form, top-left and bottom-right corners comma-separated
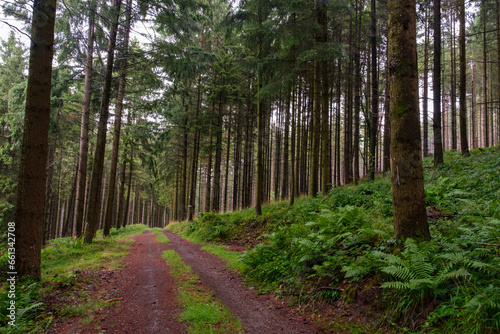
(164, 230, 316, 334)
(50, 230, 318, 333)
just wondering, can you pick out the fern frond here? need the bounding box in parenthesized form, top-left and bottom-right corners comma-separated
(439, 268, 471, 280)
(380, 281, 411, 290)
(382, 265, 415, 282)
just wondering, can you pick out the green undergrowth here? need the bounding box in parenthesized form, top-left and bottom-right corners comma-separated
(168, 147, 500, 333)
(201, 245, 245, 272)
(0, 224, 149, 333)
(162, 249, 244, 333)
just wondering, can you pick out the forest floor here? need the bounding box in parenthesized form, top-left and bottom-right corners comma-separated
(48, 230, 318, 334)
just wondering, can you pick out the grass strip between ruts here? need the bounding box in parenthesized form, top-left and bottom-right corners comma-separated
(161, 249, 244, 334)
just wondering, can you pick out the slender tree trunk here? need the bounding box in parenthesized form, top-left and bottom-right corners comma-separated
(14, 0, 57, 279)
(433, 0, 444, 165)
(256, 26, 264, 215)
(124, 155, 133, 227)
(483, 15, 489, 147)
(353, 4, 361, 184)
(232, 107, 242, 211)
(84, 0, 122, 243)
(104, 0, 132, 236)
(320, 1, 330, 193)
(472, 62, 477, 148)
(336, 59, 342, 184)
(497, 0, 500, 148)
(283, 90, 291, 199)
(383, 51, 391, 173)
(205, 127, 213, 212)
(423, 8, 429, 157)
(388, 0, 430, 241)
(459, 0, 470, 156)
(63, 159, 78, 236)
(54, 145, 64, 239)
(43, 108, 60, 243)
(310, 60, 321, 196)
(450, 13, 457, 151)
(224, 113, 232, 211)
(188, 80, 202, 220)
(290, 84, 296, 206)
(213, 102, 223, 212)
(179, 105, 188, 220)
(369, 0, 379, 180)
(74, 2, 95, 239)
(116, 161, 126, 228)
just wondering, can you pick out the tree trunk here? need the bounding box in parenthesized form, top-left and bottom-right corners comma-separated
(472, 62, 477, 148)
(450, 13, 457, 151)
(84, 0, 122, 244)
(232, 108, 241, 211)
(483, 14, 489, 147)
(188, 80, 202, 220)
(124, 155, 133, 227)
(224, 113, 232, 211)
(388, 0, 430, 241)
(320, 1, 330, 194)
(422, 8, 429, 157)
(369, 0, 379, 180)
(255, 68, 264, 215)
(290, 84, 297, 206)
(74, 2, 95, 239)
(283, 90, 291, 199)
(212, 102, 224, 213)
(205, 126, 213, 212)
(459, 0, 470, 156)
(14, 0, 57, 279)
(179, 105, 188, 220)
(104, 0, 132, 236)
(344, 18, 354, 184)
(353, 4, 361, 185)
(116, 161, 126, 229)
(433, 0, 444, 165)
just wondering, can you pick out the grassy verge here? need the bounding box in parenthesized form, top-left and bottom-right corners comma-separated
(162, 249, 243, 333)
(200, 245, 245, 272)
(166, 148, 500, 333)
(0, 224, 149, 333)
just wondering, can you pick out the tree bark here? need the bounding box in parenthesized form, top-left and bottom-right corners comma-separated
(74, 2, 95, 239)
(423, 7, 429, 157)
(188, 80, 202, 220)
(369, 0, 379, 180)
(14, 0, 57, 279)
(450, 12, 457, 151)
(84, 0, 122, 243)
(459, 0, 470, 156)
(472, 62, 477, 148)
(433, 0, 444, 165)
(104, 0, 132, 236)
(483, 13, 489, 148)
(388, 0, 431, 241)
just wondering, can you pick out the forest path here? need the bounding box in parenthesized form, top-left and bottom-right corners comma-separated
(52, 230, 185, 334)
(51, 230, 318, 333)
(163, 230, 317, 334)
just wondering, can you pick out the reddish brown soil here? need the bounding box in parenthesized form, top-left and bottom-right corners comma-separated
(48, 230, 320, 333)
(163, 230, 318, 334)
(50, 231, 184, 334)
